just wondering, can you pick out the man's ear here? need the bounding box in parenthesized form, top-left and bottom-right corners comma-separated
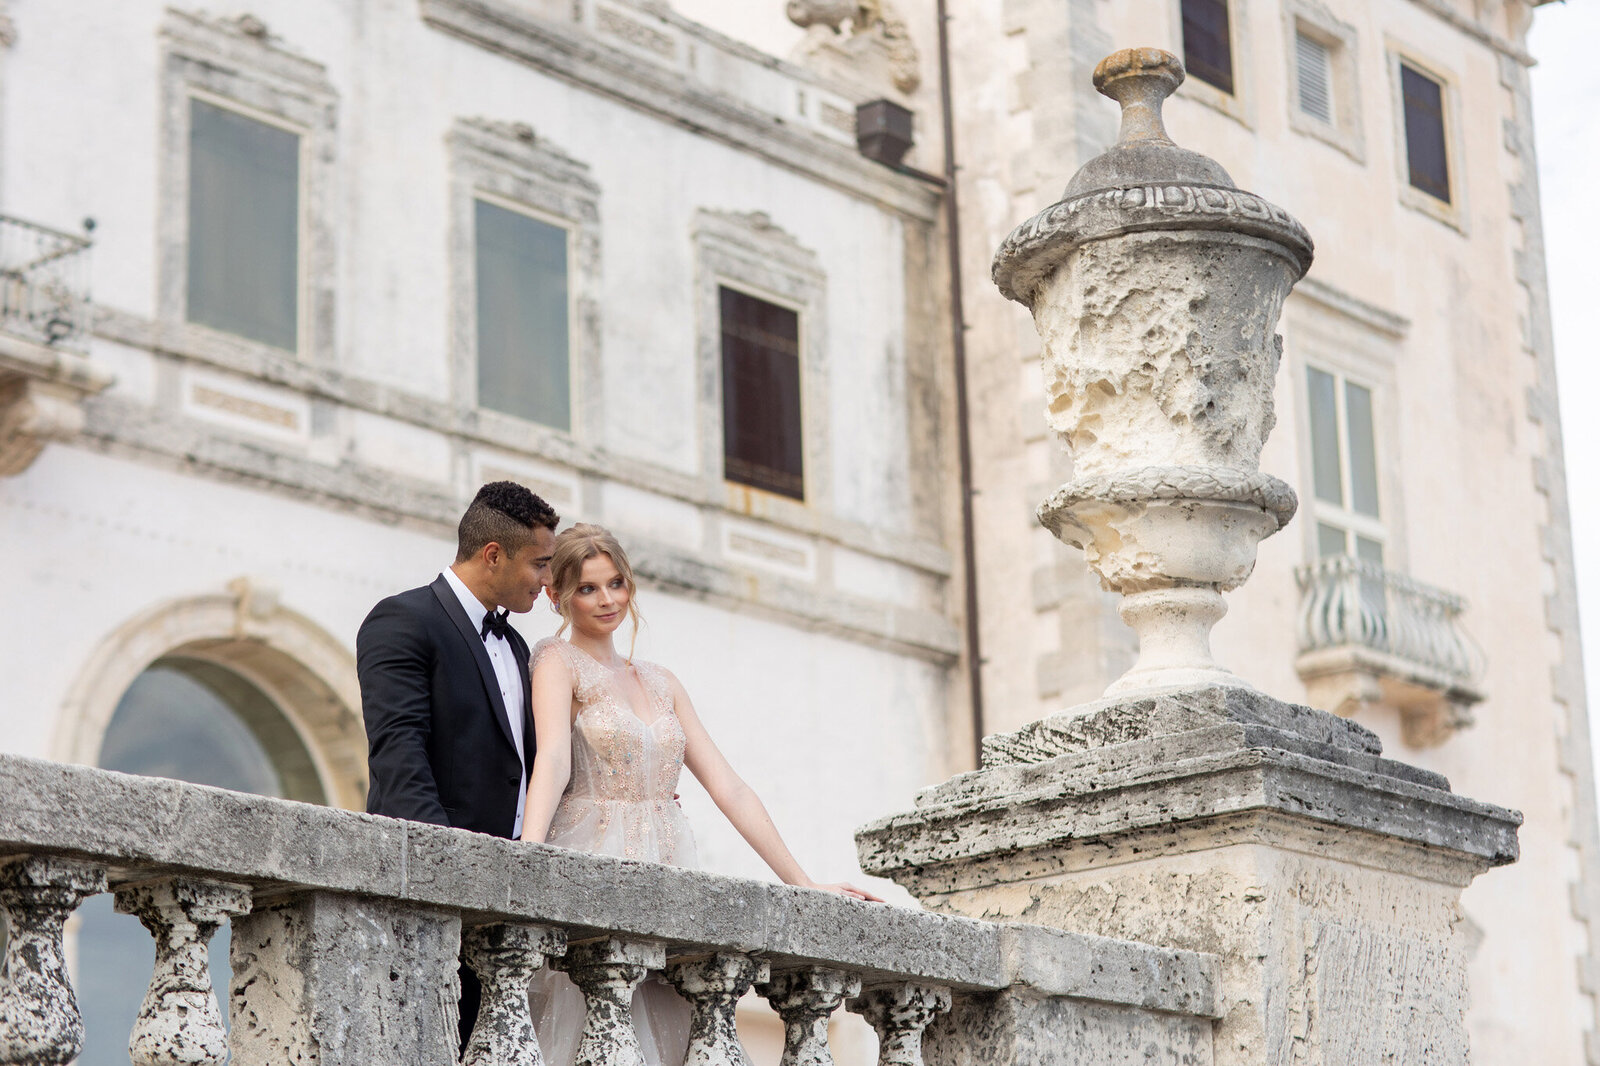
(481, 541, 503, 568)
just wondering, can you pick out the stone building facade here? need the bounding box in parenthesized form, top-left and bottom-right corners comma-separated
(0, 0, 1590, 1063)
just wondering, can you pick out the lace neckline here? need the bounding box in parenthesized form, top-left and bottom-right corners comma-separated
(559, 639, 667, 728)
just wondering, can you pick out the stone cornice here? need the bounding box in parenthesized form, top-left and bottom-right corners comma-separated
(1404, 0, 1535, 66)
(417, 0, 942, 223)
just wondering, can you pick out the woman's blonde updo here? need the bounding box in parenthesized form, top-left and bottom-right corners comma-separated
(549, 524, 644, 658)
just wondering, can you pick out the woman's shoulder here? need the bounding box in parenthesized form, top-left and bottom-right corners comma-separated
(632, 659, 682, 691)
(531, 637, 577, 671)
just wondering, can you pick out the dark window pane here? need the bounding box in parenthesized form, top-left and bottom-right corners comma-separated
(475, 200, 571, 430)
(1344, 381, 1380, 517)
(187, 98, 300, 350)
(1307, 368, 1343, 506)
(1182, 0, 1234, 94)
(720, 286, 803, 500)
(1401, 64, 1451, 203)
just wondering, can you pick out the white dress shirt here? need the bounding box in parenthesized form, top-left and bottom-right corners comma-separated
(441, 567, 527, 837)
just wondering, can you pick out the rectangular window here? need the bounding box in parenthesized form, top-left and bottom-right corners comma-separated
(720, 286, 803, 500)
(1295, 31, 1334, 124)
(1307, 366, 1385, 559)
(187, 98, 300, 350)
(1400, 63, 1450, 204)
(1181, 0, 1234, 95)
(474, 199, 571, 430)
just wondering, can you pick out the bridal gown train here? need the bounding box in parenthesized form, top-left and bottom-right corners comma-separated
(527, 637, 698, 1066)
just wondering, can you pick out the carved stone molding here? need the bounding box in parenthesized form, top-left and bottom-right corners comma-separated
(0, 334, 113, 477)
(788, 1, 920, 96)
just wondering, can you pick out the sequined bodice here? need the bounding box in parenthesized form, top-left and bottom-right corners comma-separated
(531, 638, 695, 866)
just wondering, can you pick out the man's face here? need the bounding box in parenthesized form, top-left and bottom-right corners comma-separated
(489, 525, 556, 613)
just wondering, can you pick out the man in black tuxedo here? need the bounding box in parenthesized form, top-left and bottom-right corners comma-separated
(357, 480, 557, 1045)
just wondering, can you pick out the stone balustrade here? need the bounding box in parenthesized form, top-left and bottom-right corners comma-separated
(0, 754, 1220, 1066)
(1294, 554, 1485, 744)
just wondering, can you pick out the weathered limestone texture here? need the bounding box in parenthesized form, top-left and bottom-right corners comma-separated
(758, 967, 861, 1066)
(991, 48, 1312, 697)
(461, 922, 569, 1066)
(113, 877, 252, 1066)
(859, 687, 1522, 1065)
(229, 892, 461, 1066)
(859, 47, 1524, 1066)
(554, 938, 667, 1066)
(665, 953, 770, 1066)
(846, 984, 950, 1066)
(0, 855, 106, 1066)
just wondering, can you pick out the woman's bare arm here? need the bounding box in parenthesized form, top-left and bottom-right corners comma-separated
(520, 653, 576, 844)
(669, 669, 882, 901)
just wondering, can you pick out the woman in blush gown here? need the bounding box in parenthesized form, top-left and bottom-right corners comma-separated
(519, 524, 880, 1066)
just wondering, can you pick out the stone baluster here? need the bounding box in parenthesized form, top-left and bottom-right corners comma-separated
(112, 878, 252, 1066)
(847, 985, 950, 1066)
(757, 967, 861, 1066)
(0, 854, 108, 1066)
(460, 922, 568, 1066)
(554, 937, 666, 1066)
(664, 953, 769, 1066)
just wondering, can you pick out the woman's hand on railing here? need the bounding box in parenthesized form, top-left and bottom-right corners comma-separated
(804, 880, 886, 902)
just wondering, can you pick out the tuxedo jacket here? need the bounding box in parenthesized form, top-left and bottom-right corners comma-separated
(357, 575, 535, 838)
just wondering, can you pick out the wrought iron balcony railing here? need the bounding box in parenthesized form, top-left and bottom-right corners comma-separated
(0, 214, 92, 352)
(1295, 555, 1483, 686)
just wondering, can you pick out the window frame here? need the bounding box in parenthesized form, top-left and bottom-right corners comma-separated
(1304, 363, 1386, 561)
(1171, 0, 1252, 127)
(447, 118, 601, 446)
(1285, 280, 1409, 570)
(1385, 42, 1467, 232)
(1282, 0, 1365, 162)
(158, 10, 338, 363)
(692, 209, 829, 517)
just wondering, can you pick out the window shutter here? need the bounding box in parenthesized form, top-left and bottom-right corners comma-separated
(1295, 32, 1334, 124)
(720, 286, 804, 500)
(1400, 64, 1451, 203)
(1181, 0, 1234, 95)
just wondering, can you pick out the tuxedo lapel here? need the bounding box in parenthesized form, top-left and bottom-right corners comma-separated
(429, 576, 519, 755)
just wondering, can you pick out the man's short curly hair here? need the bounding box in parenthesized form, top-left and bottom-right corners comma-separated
(455, 481, 559, 562)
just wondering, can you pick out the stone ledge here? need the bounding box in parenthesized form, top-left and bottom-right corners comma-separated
(859, 687, 1521, 890)
(0, 754, 1218, 1018)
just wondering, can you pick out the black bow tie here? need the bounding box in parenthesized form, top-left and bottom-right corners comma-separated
(480, 609, 512, 642)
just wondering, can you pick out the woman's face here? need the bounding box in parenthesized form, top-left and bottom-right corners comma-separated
(567, 553, 630, 638)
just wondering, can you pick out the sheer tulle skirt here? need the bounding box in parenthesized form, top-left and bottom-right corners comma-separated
(529, 796, 699, 1066)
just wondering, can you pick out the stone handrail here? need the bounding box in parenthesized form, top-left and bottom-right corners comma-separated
(1295, 555, 1484, 686)
(0, 754, 1219, 1066)
(0, 215, 91, 353)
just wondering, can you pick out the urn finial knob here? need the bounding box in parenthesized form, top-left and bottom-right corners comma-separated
(1093, 48, 1184, 147)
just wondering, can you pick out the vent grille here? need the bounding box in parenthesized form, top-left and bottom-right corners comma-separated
(1296, 31, 1334, 124)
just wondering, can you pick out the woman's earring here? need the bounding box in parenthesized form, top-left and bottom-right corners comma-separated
(548, 599, 561, 615)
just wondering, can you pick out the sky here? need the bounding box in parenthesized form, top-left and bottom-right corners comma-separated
(1528, 3, 1599, 719)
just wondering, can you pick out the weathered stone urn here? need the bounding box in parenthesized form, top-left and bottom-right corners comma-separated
(992, 47, 1312, 695)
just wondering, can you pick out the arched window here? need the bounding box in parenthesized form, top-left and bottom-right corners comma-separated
(75, 656, 327, 1066)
